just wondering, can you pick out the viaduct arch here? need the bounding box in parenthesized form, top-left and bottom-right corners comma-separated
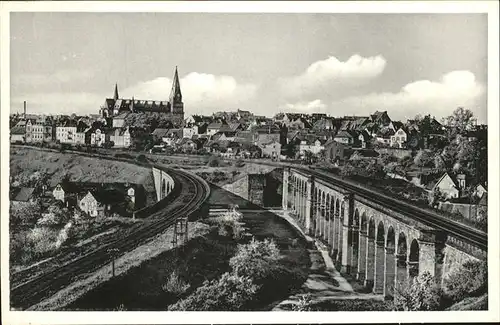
(282, 167, 485, 298)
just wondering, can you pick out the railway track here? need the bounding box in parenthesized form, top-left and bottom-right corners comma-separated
(236, 159, 487, 252)
(306, 167, 487, 251)
(10, 167, 210, 310)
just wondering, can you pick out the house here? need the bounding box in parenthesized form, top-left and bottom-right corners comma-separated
(25, 119, 45, 143)
(390, 127, 408, 148)
(433, 172, 466, 200)
(109, 127, 131, 148)
(358, 131, 371, 149)
(178, 138, 198, 152)
(112, 112, 128, 128)
(288, 117, 312, 130)
(474, 183, 487, 199)
(152, 128, 170, 142)
(56, 120, 78, 143)
(10, 126, 26, 143)
(375, 127, 395, 146)
(88, 128, 104, 147)
(323, 139, 348, 162)
(182, 125, 199, 139)
(79, 191, 107, 217)
(207, 122, 225, 136)
(370, 110, 392, 126)
(10, 187, 36, 206)
(298, 137, 325, 156)
(334, 130, 356, 145)
(259, 140, 281, 160)
(312, 117, 335, 131)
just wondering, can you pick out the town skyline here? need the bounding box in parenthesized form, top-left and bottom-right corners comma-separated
(10, 13, 487, 123)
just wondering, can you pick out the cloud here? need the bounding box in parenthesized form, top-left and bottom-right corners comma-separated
(121, 72, 258, 114)
(280, 99, 327, 113)
(333, 70, 486, 122)
(279, 54, 387, 99)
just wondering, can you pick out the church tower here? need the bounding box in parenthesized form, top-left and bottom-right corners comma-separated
(169, 66, 184, 116)
(113, 83, 119, 101)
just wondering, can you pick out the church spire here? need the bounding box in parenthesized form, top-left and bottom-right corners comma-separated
(113, 83, 119, 100)
(169, 66, 182, 104)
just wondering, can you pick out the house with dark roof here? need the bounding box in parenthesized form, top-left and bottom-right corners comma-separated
(324, 139, 348, 162)
(334, 130, 357, 146)
(10, 126, 26, 143)
(370, 111, 392, 126)
(10, 187, 36, 206)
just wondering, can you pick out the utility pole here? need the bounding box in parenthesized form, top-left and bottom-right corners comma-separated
(108, 248, 120, 278)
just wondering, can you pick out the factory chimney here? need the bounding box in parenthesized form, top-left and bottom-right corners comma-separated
(23, 101, 26, 119)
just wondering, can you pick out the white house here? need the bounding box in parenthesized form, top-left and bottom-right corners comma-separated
(90, 129, 105, 147)
(56, 122, 77, 144)
(433, 172, 465, 200)
(390, 128, 408, 148)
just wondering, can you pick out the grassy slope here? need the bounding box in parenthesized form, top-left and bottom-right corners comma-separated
(10, 147, 156, 204)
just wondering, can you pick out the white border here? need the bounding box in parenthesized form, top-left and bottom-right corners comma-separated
(1, 1, 499, 324)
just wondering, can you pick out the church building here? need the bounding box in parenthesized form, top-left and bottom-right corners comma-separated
(100, 67, 185, 126)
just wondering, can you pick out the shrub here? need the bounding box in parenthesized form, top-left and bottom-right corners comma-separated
(167, 272, 258, 311)
(229, 237, 281, 282)
(443, 259, 487, 303)
(209, 211, 245, 240)
(207, 155, 221, 167)
(393, 272, 443, 311)
(162, 271, 191, 295)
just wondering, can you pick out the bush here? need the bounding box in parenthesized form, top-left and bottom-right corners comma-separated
(443, 259, 487, 303)
(167, 272, 258, 311)
(393, 272, 443, 311)
(210, 211, 245, 240)
(207, 155, 221, 167)
(229, 237, 281, 282)
(291, 293, 313, 311)
(162, 271, 191, 295)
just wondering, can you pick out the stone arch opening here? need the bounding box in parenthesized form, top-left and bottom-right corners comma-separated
(161, 178, 167, 199)
(364, 217, 377, 289)
(351, 209, 360, 274)
(409, 239, 420, 278)
(396, 232, 408, 288)
(374, 221, 386, 293)
(384, 226, 396, 298)
(357, 212, 368, 281)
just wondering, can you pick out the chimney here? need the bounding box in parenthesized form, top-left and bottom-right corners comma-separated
(457, 174, 466, 190)
(23, 101, 27, 119)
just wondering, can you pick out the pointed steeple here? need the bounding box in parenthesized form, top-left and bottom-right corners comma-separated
(169, 66, 182, 104)
(113, 83, 119, 101)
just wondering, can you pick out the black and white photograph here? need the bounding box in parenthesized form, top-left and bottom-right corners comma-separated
(1, 1, 499, 324)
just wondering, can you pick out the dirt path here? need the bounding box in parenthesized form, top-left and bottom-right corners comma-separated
(271, 211, 383, 311)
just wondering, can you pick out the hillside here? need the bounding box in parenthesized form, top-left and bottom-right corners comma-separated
(10, 147, 157, 204)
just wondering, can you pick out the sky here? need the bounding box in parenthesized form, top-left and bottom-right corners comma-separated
(10, 12, 488, 123)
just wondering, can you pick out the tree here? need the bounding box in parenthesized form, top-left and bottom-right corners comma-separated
(443, 260, 487, 303)
(168, 272, 258, 311)
(442, 107, 477, 138)
(394, 272, 443, 311)
(229, 238, 281, 282)
(365, 159, 386, 179)
(414, 150, 433, 170)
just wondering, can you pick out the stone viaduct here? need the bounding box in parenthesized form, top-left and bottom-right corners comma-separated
(152, 167, 175, 201)
(282, 167, 484, 298)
